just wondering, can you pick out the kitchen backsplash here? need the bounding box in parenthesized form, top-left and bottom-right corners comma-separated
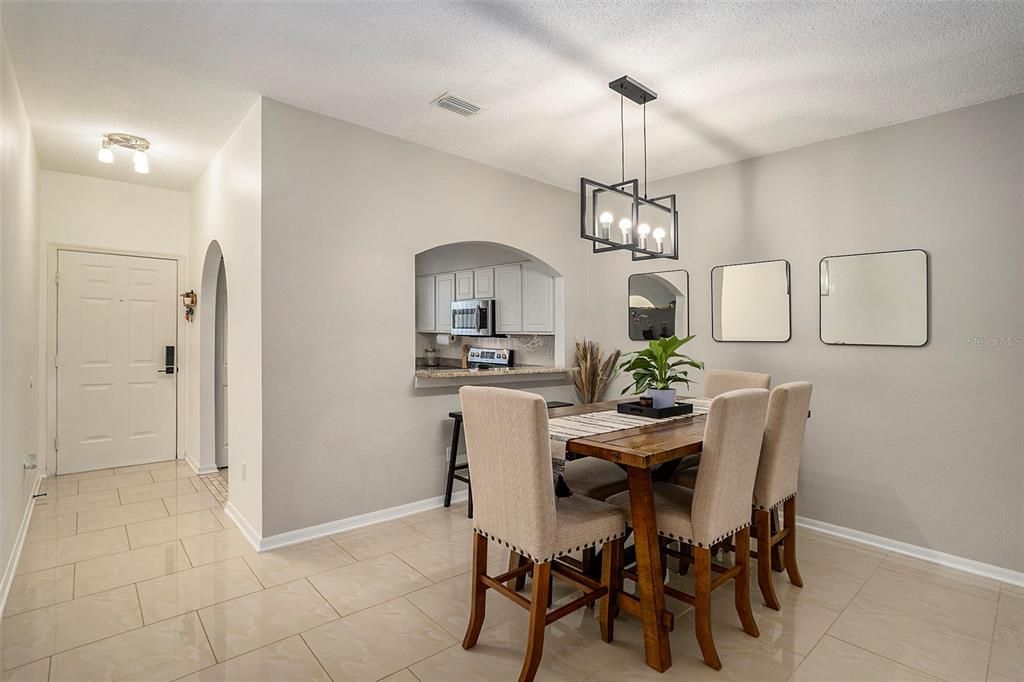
(416, 333, 556, 367)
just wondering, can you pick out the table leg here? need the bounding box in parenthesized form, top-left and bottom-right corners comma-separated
(444, 418, 462, 508)
(626, 466, 672, 672)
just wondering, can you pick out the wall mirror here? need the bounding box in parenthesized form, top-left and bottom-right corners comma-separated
(819, 249, 929, 346)
(711, 259, 791, 342)
(628, 269, 688, 340)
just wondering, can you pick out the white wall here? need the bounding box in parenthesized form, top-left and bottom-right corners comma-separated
(259, 98, 581, 537)
(0, 20, 41, 594)
(585, 95, 1024, 570)
(187, 99, 263, 537)
(39, 170, 188, 255)
(38, 171, 190, 469)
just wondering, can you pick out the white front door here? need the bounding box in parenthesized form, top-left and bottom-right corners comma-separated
(56, 250, 178, 474)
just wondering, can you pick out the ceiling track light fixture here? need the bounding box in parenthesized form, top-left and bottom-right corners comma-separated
(98, 133, 151, 174)
(579, 76, 678, 261)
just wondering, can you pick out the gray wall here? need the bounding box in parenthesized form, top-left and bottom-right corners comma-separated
(259, 99, 581, 536)
(585, 95, 1024, 570)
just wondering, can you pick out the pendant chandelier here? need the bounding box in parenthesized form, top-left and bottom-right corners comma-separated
(580, 76, 678, 261)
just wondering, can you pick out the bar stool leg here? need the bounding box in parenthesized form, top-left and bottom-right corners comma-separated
(444, 418, 462, 508)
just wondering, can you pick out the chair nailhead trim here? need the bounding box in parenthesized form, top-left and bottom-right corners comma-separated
(754, 492, 796, 512)
(473, 529, 627, 564)
(656, 521, 752, 549)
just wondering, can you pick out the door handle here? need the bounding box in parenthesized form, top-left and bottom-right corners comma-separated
(158, 367, 176, 374)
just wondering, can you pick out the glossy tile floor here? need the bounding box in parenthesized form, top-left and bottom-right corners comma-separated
(197, 469, 229, 506)
(2, 462, 1022, 681)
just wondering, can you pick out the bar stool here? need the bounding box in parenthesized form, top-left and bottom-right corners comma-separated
(445, 401, 572, 518)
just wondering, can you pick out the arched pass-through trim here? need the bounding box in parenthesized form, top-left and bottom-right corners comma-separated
(197, 239, 224, 474)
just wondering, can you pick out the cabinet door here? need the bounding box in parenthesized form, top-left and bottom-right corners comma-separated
(494, 264, 522, 333)
(455, 270, 475, 301)
(435, 273, 455, 333)
(523, 265, 555, 333)
(415, 275, 436, 332)
(473, 267, 495, 299)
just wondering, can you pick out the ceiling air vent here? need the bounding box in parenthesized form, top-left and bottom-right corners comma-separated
(431, 92, 482, 118)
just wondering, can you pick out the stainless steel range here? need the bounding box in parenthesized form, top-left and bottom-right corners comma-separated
(466, 347, 513, 370)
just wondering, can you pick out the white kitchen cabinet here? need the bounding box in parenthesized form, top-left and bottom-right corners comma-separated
(455, 270, 475, 301)
(415, 275, 436, 332)
(473, 267, 495, 299)
(494, 264, 523, 333)
(523, 265, 555, 333)
(435, 272, 455, 333)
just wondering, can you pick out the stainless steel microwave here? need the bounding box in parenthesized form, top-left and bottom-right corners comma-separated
(451, 299, 495, 336)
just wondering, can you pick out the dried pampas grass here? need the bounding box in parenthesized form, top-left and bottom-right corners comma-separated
(571, 340, 621, 404)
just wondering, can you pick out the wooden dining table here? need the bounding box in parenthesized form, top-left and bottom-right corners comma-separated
(549, 399, 708, 673)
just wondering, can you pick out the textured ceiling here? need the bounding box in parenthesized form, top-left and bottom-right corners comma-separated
(3, 1, 1023, 191)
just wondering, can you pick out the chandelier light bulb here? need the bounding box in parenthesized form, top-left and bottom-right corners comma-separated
(637, 223, 651, 249)
(98, 139, 113, 164)
(598, 211, 613, 239)
(133, 149, 149, 174)
(618, 218, 632, 243)
(652, 227, 666, 252)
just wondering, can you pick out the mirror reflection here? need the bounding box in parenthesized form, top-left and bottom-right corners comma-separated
(628, 270, 688, 340)
(820, 249, 928, 346)
(712, 260, 791, 342)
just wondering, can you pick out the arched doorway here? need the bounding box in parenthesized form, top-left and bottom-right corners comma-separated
(197, 240, 229, 502)
(214, 258, 229, 470)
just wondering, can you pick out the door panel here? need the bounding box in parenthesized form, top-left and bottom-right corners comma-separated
(435, 273, 455, 333)
(455, 270, 474, 301)
(494, 264, 522, 333)
(57, 251, 177, 474)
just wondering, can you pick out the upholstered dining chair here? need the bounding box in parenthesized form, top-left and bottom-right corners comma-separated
(703, 368, 771, 398)
(606, 388, 770, 670)
(673, 382, 813, 606)
(669, 368, 771, 485)
(458, 387, 627, 682)
(750, 381, 813, 610)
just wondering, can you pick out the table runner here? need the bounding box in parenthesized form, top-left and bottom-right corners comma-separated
(549, 400, 709, 477)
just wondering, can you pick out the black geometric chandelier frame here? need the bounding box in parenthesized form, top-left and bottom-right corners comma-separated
(580, 76, 679, 261)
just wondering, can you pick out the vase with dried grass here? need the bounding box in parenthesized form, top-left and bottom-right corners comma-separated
(570, 340, 621, 405)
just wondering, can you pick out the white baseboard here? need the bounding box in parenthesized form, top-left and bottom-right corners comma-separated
(257, 490, 470, 552)
(797, 515, 1024, 589)
(184, 453, 218, 475)
(0, 471, 44, 615)
(223, 501, 262, 552)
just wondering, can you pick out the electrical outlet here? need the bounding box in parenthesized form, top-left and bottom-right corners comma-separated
(241, 462, 246, 481)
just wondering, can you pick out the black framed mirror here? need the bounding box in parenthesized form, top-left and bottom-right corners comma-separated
(711, 259, 791, 342)
(819, 249, 929, 347)
(628, 269, 689, 340)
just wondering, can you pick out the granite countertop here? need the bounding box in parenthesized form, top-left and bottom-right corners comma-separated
(414, 364, 568, 379)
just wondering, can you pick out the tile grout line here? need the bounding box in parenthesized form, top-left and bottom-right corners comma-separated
(823, 548, 976, 680)
(984, 585, 1003, 680)
(193, 606, 219, 667)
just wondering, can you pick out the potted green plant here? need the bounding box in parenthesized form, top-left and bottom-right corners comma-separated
(619, 335, 704, 409)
